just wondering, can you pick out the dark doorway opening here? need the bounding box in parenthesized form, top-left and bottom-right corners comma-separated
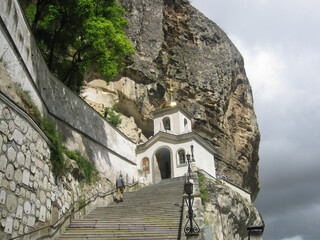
(155, 148, 171, 181)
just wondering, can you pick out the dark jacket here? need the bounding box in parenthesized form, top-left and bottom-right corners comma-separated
(116, 177, 125, 188)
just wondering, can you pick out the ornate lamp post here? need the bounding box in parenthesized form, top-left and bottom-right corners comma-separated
(247, 225, 264, 240)
(184, 145, 200, 235)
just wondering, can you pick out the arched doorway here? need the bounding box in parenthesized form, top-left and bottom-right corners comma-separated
(153, 148, 172, 183)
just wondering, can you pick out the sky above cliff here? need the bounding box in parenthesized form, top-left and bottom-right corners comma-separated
(192, 1, 320, 240)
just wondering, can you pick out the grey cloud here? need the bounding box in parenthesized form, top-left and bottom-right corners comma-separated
(192, 0, 320, 239)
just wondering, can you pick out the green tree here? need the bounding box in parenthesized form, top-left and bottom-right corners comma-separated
(23, 0, 134, 93)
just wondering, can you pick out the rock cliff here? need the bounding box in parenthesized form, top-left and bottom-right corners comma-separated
(202, 177, 264, 239)
(82, 0, 260, 200)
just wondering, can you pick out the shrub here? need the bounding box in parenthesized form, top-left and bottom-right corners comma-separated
(103, 105, 122, 127)
(15, 84, 41, 125)
(198, 172, 209, 203)
(41, 118, 65, 176)
(65, 150, 98, 184)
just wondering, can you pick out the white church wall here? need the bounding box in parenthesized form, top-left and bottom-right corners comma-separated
(136, 137, 216, 183)
(177, 111, 192, 133)
(191, 141, 216, 177)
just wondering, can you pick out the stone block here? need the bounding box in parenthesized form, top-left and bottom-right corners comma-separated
(25, 153, 31, 169)
(14, 168, 23, 183)
(2, 209, 7, 218)
(31, 193, 36, 202)
(7, 193, 18, 212)
(29, 143, 36, 154)
(46, 198, 51, 210)
(2, 143, 7, 153)
(0, 134, 2, 152)
(26, 190, 31, 199)
(35, 199, 41, 209)
(5, 163, 14, 180)
(18, 224, 23, 235)
(8, 120, 15, 132)
(14, 115, 21, 127)
(16, 151, 25, 166)
(30, 163, 36, 174)
(9, 180, 16, 191)
(20, 187, 26, 197)
(46, 209, 51, 221)
(44, 164, 49, 176)
(0, 219, 5, 227)
(39, 205, 46, 222)
(22, 215, 28, 225)
(39, 190, 46, 204)
(0, 188, 6, 204)
(22, 169, 30, 185)
(20, 120, 28, 134)
(0, 120, 9, 135)
(0, 155, 7, 172)
(31, 203, 36, 215)
(12, 231, 18, 238)
(13, 129, 24, 145)
(4, 216, 13, 234)
(33, 181, 38, 190)
(0, 172, 3, 186)
(24, 200, 32, 215)
(43, 176, 48, 190)
(26, 128, 33, 141)
(13, 218, 20, 231)
(1, 178, 9, 188)
(24, 226, 29, 234)
(16, 204, 23, 219)
(27, 215, 35, 227)
(7, 146, 16, 162)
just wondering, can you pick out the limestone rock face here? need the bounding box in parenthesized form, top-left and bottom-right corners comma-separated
(122, 0, 260, 200)
(203, 178, 264, 239)
(82, 0, 260, 200)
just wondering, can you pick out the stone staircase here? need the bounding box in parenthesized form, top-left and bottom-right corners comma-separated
(59, 177, 185, 239)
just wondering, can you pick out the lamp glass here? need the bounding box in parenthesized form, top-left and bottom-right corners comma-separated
(185, 181, 193, 195)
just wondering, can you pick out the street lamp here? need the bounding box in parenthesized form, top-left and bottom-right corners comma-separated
(184, 145, 199, 236)
(247, 225, 264, 240)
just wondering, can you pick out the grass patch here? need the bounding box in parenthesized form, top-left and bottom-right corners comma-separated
(41, 118, 66, 177)
(15, 83, 41, 125)
(41, 118, 98, 184)
(102, 105, 122, 127)
(198, 172, 209, 203)
(65, 150, 98, 184)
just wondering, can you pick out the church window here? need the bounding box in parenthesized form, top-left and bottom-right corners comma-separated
(178, 150, 186, 165)
(142, 157, 149, 172)
(184, 118, 188, 131)
(163, 117, 171, 131)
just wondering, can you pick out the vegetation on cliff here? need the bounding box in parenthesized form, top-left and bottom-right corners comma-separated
(20, 0, 134, 93)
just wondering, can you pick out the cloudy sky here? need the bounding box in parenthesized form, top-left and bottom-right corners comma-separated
(191, 1, 320, 239)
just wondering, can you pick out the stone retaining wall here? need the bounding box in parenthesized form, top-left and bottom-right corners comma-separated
(0, 92, 117, 239)
(0, 0, 140, 181)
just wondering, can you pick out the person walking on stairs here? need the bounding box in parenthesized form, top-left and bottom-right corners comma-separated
(116, 174, 125, 202)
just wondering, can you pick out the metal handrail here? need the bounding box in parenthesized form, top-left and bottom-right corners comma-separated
(9, 181, 142, 240)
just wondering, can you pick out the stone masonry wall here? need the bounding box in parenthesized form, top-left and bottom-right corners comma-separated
(0, 0, 140, 181)
(0, 92, 119, 239)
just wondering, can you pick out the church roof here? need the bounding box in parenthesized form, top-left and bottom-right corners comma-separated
(151, 103, 193, 119)
(136, 130, 215, 155)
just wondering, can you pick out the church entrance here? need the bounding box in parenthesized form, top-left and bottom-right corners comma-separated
(154, 148, 172, 183)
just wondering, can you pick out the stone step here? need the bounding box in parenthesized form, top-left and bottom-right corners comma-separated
(60, 177, 185, 239)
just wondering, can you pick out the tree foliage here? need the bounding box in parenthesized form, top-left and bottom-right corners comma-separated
(22, 0, 134, 93)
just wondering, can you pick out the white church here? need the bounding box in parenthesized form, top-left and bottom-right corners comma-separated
(136, 101, 216, 183)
